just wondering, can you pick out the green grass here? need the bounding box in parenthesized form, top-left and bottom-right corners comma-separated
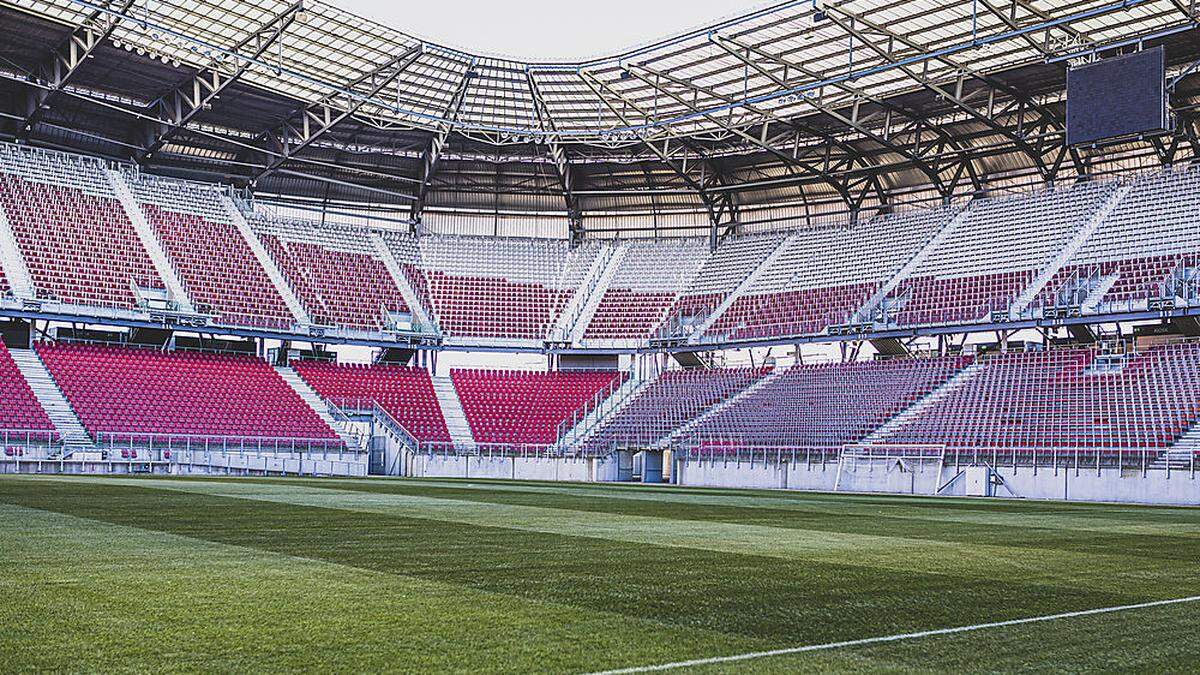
(0, 475, 1197, 673)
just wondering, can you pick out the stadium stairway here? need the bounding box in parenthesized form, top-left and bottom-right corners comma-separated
(556, 372, 657, 452)
(650, 365, 784, 449)
(0, 195, 33, 298)
(7, 348, 93, 453)
(368, 231, 437, 333)
(688, 236, 791, 341)
(275, 366, 363, 450)
(223, 197, 311, 325)
(431, 375, 477, 451)
(549, 245, 614, 342)
(107, 170, 196, 313)
(569, 245, 626, 342)
(1009, 182, 1132, 316)
(855, 207, 970, 323)
(861, 360, 984, 445)
(1152, 424, 1200, 470)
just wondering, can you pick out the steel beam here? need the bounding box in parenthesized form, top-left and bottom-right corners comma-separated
(821, 4, 1084, 180)
(410, 63, 475, 225)
(19, 0, 136, 139)
(710, 34, 982, 198)
(578, 71, 725, 227)
(137, 0, 304, 162)
(252, 43, 425, 186)
(526, 71, 585, 241)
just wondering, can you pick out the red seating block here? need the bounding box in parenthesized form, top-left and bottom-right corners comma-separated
(144, 204, 294, 327)
(0, 342, 55, 435)
(292, 361, 451, 443)
(37, 343, 337, 443)
(0, 174, 162, 307)
(261, 235, 407, 330)
(451, 369, 620, 446)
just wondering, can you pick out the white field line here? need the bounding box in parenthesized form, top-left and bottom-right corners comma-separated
(589, 595, 1200, 674)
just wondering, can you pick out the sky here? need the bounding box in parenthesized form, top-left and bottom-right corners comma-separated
(334, 0, 765, 61)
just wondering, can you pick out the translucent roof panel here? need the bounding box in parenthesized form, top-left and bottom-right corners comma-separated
(9, 0, 1191, 143)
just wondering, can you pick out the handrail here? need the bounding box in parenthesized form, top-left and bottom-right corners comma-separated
(370, 401, 420, 451)
(92, 431, 350, 452)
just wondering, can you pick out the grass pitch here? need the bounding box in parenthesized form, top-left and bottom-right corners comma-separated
(0, 475, 1197, 673)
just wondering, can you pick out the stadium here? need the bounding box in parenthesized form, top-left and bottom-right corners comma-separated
(1, 0, 1199, 670)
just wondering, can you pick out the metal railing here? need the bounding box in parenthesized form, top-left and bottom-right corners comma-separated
(674, 443, 1196, 476)
(92, 431, 352, 455)
(554, 370, 635, 448)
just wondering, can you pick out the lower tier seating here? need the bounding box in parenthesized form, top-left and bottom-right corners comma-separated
(292, 361, 450, 443)
(451, 369, 621, 446)
(880, 344, 1200, 449)
(0, 343, 54, 435)
(688, 356, 971, 448)
(37, 344, 338, 443)
(584, 367, 769, 453)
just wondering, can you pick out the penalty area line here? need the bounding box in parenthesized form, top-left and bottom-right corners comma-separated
(588, 594, 1200, 674)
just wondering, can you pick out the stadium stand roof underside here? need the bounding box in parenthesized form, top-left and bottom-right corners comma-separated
(1, 0, 1199, 239)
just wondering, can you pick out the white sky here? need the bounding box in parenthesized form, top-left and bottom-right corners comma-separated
(333, 0, 765, 61)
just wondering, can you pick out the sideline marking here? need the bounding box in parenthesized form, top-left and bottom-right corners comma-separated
(590, 595, 1200, 674)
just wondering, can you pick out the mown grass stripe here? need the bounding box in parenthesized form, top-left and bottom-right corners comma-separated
(26, 475, 1200, 595)
(590, 595, 1200, 674)
(0, 477, 1164, 646)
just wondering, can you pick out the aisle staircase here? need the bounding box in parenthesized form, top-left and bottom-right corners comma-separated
(7, 348, 93, 454)
(1009, 182, 1132, 316)
(275, 366, 364, 450)
(0, 196, 33, 299)
(431, 375, 477, 451)
(556, 371, 656, 452)
(570, 245, 626, 342)
(650, 366, 783, 449)
(107, 170, 196, 313)
(861, 361, 985, 444)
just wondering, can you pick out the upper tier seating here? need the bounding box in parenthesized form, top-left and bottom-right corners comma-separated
(0, 342, 54, 435)
(411, 234, 591, 340)
(583, 367, 768, 452)
(128, 177, 294, 327)
(584, 238, 709, 340)
(662, 233, 787, 334)
(37, 343, 338, 443)
(253, 216, 406, 330)
(1041, 169, 1200, 311)
(687, 356, 971, 449)
(879, 344, 1200, 450)
(710, 210, 947, 339)
(292, 361, 450, 443)
(0, 146, 162, 307)
(886, 182, 1112, 326)
(451, 369, 621, 446)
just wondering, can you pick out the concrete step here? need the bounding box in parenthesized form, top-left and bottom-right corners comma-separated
(863, 361, 985, 444)
(431, 375, 477, 451)
(8, 348, 93, 450)
(275, 366, 362, 450)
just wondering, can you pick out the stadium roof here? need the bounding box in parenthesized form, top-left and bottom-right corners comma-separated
(1, 0, 1199, 237)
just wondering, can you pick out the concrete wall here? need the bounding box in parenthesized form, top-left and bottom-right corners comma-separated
(410, 454, 618, 483)
(674, 458, 1198, 506)
(0, 454, 368, 477)
(675, 458, 839, 491)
